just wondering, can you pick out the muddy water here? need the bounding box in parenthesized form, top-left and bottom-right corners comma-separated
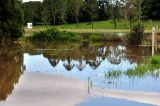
(0, 41, 159, 106)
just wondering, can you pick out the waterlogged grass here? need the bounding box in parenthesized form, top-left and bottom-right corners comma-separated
(89, 34, 123, 42)
(105, 70, 122, 79)
(105, 56, 160, 79)
(27, 28, 81, 42)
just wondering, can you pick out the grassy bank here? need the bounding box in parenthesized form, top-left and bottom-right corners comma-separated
(24, 20, 160, 35)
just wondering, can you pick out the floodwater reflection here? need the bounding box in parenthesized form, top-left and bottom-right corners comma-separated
(0, 41, 160, 106)
(23, 42, 160, 92)
(77, 97, 155, 106)
(0, 42, 23, 101)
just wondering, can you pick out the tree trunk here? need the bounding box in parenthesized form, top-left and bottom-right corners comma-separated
(114, 7, 117, 29)
(130, 16, 132, 29)
(76, 17, 79, 29)
(92, 20, 93, 29)
(61, 18, 64, 28)
(53, 15, 56, 26)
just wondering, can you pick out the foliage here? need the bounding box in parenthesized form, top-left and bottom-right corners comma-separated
(23, 1, 42, 24)
(22, 0, 160, 27)
(142, 0, 160, 19)
(89, 35, 105, 41)
(127, 22, 144, 46)
(0, 0, 24, 39)
(28, 28, 80, 42)
(42, 0, 51, 28)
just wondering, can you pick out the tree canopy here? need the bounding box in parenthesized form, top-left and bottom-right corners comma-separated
(0, 0, 24, 38)
(21, 0, 160, 28)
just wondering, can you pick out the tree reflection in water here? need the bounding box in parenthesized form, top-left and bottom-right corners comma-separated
(43, 45, 127, 71)
(23, 42, 160, 92)
(0, 42, 23, 101)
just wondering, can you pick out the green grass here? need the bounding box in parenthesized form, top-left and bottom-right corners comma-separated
(24, 20, 160, 35)
(56, 20, 160, 30)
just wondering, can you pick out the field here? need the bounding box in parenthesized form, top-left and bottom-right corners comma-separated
(25, 20, 160, 35)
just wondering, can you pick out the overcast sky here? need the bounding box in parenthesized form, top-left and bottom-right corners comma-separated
(23, 0, 43, 2)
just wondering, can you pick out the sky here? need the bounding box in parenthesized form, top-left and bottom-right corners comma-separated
(23, 0, 43, 2)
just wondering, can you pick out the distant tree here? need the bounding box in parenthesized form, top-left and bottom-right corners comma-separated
(97, 0, 111, 20)
(112, 0, 120, 29)
(70, 0, 83, 28)
(132, 0, 144, 21)
(50, 0, 59, 26)
(23, 1, 43, 24)
(66, 0, 76, 23)
(142, 0, 160, 19)
(58, 0, 67, 28)
(85, 0, 97, 29)
(0, 0, 24, 38)
(42, 0, 51, 28)
(121, 0, 134, 28)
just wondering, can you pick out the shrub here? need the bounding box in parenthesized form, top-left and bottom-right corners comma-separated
(127, 22, 144, 46)
(89, 34, 104, 41)
(28, 28, 80, 42)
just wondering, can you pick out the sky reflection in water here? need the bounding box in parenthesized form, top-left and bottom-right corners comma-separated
(77, 97, 155, 106)
(23, 45, 160, 93)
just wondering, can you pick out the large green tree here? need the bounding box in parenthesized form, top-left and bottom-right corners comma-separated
(0, 0, 24, 38)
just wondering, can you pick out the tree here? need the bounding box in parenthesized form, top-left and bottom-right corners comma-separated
(142, 0, 160, 19)
(58, 0, 67, 28)
(42, 0, 51, 28)
(23, 1, 43, 24)
(0, 0, 24, 39)
(97, 0, 111, 20)
(85, 0, 97, 29)
(121, 0, 134, 28)
(73, 0, 83, 28)
(50, 0, 59, 26)
(131, 0, 143, 21)
(112, 0, 120, 29)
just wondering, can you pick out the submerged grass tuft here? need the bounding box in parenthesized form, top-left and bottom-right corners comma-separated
(105, 56, 160, 79)
(105, 70, 122, 79)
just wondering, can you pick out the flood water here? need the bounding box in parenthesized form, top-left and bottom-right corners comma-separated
(0, 41, 160, 106)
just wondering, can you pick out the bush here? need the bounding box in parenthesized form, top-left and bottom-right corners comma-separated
(28, 28, 80, 42)
(89, 34, 104, 41)
(127, 22, 144, 46)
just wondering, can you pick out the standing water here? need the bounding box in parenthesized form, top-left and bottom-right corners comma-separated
(0, 41, 159, 106)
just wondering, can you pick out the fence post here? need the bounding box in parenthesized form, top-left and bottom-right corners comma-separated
(152, 27, 156, 56)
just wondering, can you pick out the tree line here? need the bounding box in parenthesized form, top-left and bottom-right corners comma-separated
(23, 0, 160, 29)
(0, 0, 159, 38)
